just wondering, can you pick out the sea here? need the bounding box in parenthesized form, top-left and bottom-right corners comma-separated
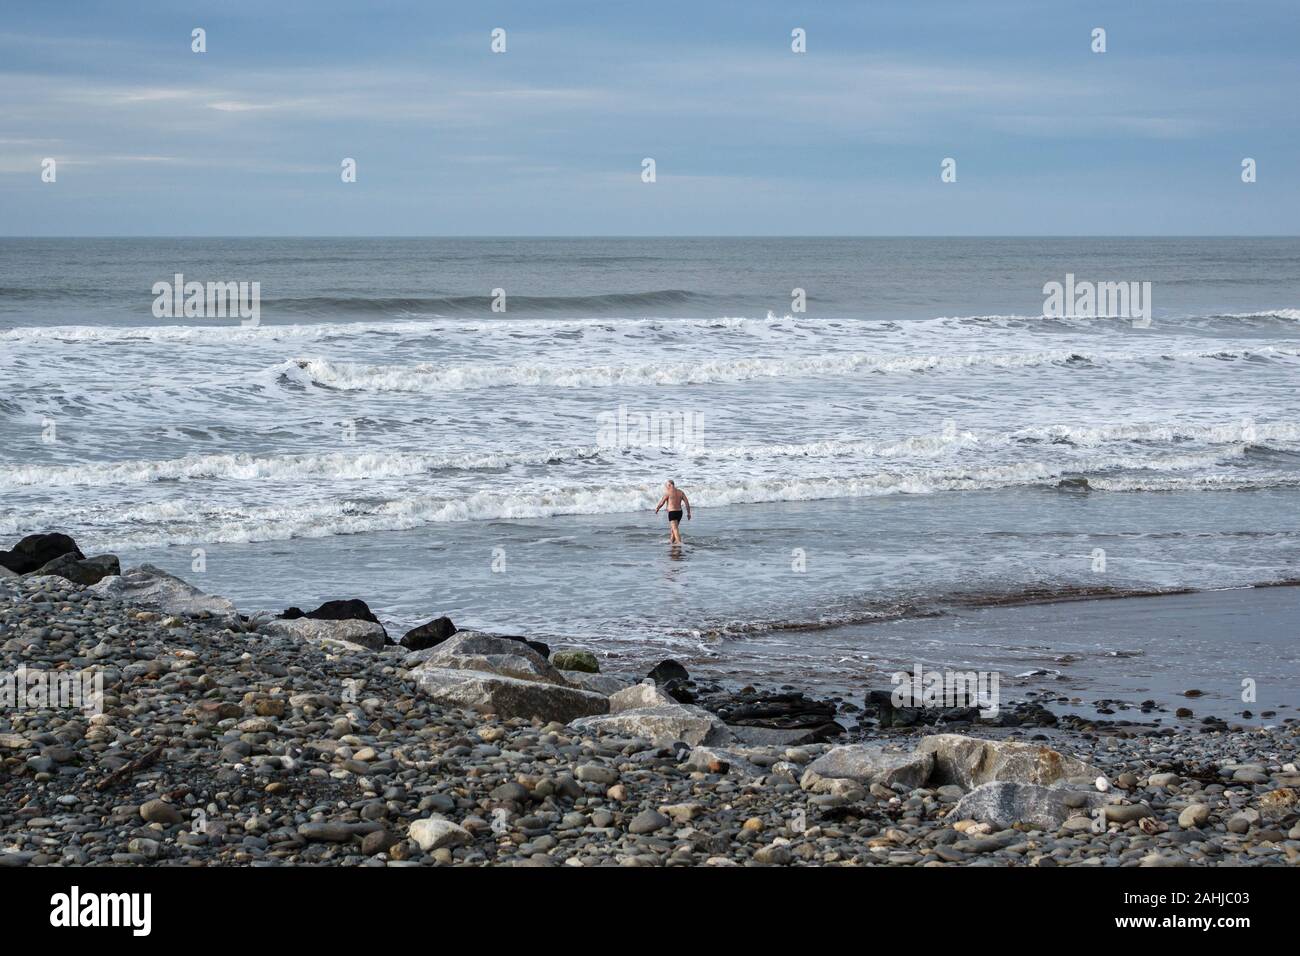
(3, 237, 1298, 715)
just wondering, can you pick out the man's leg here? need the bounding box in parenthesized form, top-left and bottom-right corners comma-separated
(669, 519, 679, 543)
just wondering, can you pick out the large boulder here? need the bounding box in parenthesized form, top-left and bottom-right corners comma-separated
(280, 599, 388, 642)
(261, 616, 387, 651)
(401, 624, 548, 659)
(29, 553, 119, 586)
(400, 616, 457, 650)
(800, 743, 934, 793)
(949, 781, 1107, 830)
(409, 631, 569, 684)
(89, 564, 236, 617)
(917, 734, 1098, 789)
(0, 533, 84, 575)
(412, 666, 608, 723)
(569, 681, 732, 747)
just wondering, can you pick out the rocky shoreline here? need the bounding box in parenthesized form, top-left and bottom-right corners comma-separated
(2, 534, 1297, 867)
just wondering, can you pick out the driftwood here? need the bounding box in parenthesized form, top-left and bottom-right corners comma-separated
(93, 744, 164, 791)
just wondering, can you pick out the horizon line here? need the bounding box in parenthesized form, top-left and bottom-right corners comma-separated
(2, 234, 1298, 241)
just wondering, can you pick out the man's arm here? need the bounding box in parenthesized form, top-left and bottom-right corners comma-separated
(654, 494, 668, 514)
(682, 493, 691, 519)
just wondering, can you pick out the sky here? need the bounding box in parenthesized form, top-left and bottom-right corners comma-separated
(1, 0, 1297, 236)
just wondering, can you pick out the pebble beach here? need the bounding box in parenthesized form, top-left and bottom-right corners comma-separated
(2, 544, 1297, 868)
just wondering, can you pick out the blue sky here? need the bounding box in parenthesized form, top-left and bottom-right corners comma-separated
(1, 0, 1296, 235)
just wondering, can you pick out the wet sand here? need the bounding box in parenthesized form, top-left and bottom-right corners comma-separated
(703, 584, 1300, 724)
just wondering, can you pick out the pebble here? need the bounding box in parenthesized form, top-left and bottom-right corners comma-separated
(753, 844, 792, 865)
(409, 818, 471, 852)
(1178, 804, 1210, 828)
(628, 809, 669, 834)
(574, 764, 618, 785)
(139, 799, 184, 826)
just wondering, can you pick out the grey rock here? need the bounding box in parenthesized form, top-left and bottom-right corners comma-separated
(139, 799, 184, 825)
(126, 837, 161, 859)
(571, 682, 730, 747)
(261, 616, 387, 651)
(412, 631, 571, 685)
(628, 809, 669, 834)
(1102, 804, 1153, 824)
(950, 781, 1106, 830)
(753, 843, 793, 865)
(574, 764, 619, 785)
(408, 817, 471, 852)
(801, 743, 934, 791)
(917, 734, 1097, 789)
(571, 703, 731, 748)
(298, 821, 361, 842)
(90, 564, 236, 617)
(564, 671, 629, 696)
(608, 682, 676, 712)
(413, 666, 608, 723)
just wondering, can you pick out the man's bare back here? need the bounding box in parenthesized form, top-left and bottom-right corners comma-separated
(653, 479, 691, 544)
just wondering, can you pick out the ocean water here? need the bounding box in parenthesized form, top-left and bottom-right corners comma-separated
(3, 237, 1299, 700)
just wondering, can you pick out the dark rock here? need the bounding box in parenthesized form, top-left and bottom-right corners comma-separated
(720, 692, 837, 729)
(661, 678, 696, 704)
(300, 599, 380, 624)
(693, 687, 843, 741)
(648, 659, 690, 684)
(0, 533, 84, 575)
(862, 688, 1057, 730)
(361, 830, 396, 856)
(407, 629, 550, 660)
(400, 616, 457, 650)
(29, 552, 120, 586)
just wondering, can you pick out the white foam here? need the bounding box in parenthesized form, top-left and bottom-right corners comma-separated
(4, 421, 1287, 491)
(276, 346, 1300, 393)
(0, 447, 601, 489)
(0, 313, 806, 347)
(1, 447, 1261, 547)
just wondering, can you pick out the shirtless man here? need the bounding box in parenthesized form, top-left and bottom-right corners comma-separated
(654, 479, 691, 544)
